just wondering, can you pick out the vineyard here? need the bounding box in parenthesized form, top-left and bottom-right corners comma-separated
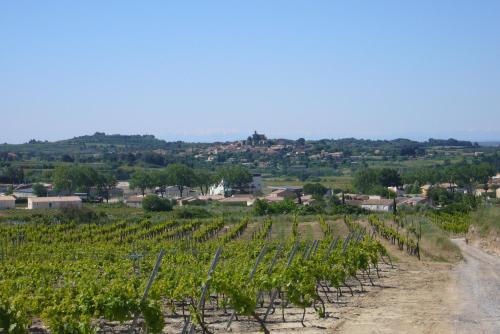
(0, 212, 396, 334)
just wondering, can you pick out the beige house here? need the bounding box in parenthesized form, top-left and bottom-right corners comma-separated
(0, 195, 16, 209)
(27, 196, 82, 209)
(420, 184, 432, 197)
(126, 195, 144, 208)
(218, 195, 255, 206)
(264, 189, 297, 202)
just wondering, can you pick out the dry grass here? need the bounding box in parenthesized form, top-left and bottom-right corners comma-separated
(471, 205, 500, 237)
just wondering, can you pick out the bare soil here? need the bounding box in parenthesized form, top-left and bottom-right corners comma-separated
(335, 239, 500, 334)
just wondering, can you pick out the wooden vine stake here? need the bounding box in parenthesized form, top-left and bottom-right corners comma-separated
(182, 247, 223, 334)
(263, 243, 299, 322)
(226, 244, 268, 329)
(130, 248, 165, 333)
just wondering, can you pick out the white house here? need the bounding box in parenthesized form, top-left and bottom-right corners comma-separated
(0, 195, 16, 209)
(209, 180, 226, 196)
(28, 196, 82, 210)
(360, 199, 394, 212)
(209, 174, 263, 196)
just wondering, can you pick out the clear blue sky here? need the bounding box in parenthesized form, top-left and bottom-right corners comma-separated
(1, 1, 499, 143)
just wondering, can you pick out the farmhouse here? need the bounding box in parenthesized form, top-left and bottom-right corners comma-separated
(360, 199, 394, 212)
(209, 174, 263, 196)
(397, 197, 427, 207)
(263, 189, 297, 202)
(27, 196, 82, 209)
(0, 195, 16, 209)
(126, 195, 144, 208)
(218, 195, 255, 206)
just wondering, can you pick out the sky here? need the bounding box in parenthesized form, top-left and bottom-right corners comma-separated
(1, 1, 500, 143)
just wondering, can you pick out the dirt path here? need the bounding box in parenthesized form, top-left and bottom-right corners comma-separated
(334, 260, 455, 334)
(336, 240, 500, 334)
(450, 239, 500, 333)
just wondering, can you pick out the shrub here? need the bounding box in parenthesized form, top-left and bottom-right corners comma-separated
(58, 206, 99, 224)
(142, 195, 173, 212)
(253, 198, 297, 216)
(173, 206, 211, 219)
(15, 197, 27, 204)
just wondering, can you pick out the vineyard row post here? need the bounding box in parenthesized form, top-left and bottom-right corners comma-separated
(182, 246, 223, 334)
(130, 248, 165, 333)
(226, 244, 268, 329)
(263, 242, 299, 322)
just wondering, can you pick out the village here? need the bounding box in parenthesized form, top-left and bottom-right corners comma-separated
(2, 171, 499, 213)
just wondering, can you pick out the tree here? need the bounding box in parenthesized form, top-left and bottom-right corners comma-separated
(165, 164, 195, 197)
(53, 165, 100, 194)
(194, 169, 214, 195)
(142, 195, 173, 212)
(151, 169, 169, 197)
(303, 183, 328, 198)
(5, 166, 24, 184)
(77, 166, 99, 195)
(378, 168, 401, 187)
(130, 170, 153, 196)
(53, 166, 76, 193)
(32, 183, 48, 197)
(353, 168, 378, 194)
(217, 166, 252, 195)
(96, 173, 117, 203)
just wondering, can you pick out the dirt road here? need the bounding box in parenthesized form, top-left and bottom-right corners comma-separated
(336, 239, 500, 334)
(450, 239, 500, 333)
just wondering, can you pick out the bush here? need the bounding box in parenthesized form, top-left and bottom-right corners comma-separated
(330, 203, 367, 215)
(182, 199, 207, 206)
(58, 206, 100, 224)
(253, 199, 297, 216)
(173, 206, 211, 219)
(15, 197, 27, 204)
(142, 195, 173, 212)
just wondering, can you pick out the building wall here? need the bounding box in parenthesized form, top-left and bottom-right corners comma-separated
(126, 202, 142, 208)
(0, 199, 15, 209)
(361, 204, 392, 212)
(209, 181, 225, 196)
(27, 200, 82, 210)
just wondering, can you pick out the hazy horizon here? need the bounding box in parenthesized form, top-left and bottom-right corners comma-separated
(2, 130, 499, 146)
(2, 1, 500, 143)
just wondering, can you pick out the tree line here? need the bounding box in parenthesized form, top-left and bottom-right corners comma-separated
(352, 160, 497, 197)
(129, 164, 252, 196)
(50, 164, 253, 199)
